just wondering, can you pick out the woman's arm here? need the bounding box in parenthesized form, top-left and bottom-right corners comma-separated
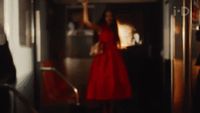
(82, 0, 100, 31)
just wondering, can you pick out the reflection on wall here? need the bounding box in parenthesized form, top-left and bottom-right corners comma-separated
(65, 34, 93, 58)
(193, 0, 200, 29)
(170, 12, 185, 113)
(19, 0, 32, 47)
(65, 6, 94, 58)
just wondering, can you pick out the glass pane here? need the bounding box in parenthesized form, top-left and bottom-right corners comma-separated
(170, 0, 192, 113)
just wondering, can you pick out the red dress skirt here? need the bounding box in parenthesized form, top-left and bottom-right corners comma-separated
(86, 25, 132, 101)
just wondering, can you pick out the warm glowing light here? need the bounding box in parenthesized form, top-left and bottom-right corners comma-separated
(196, 25, 200, 30)
(117, 20, 141, 49)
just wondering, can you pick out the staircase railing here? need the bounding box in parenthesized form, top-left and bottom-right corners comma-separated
(40, 66, 80, 106)
(0, 84, 39, 113)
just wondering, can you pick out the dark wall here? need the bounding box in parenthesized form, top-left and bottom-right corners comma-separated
(46, 1, 67, 74)
(115, 2, 164, 113)
(47, 2, 66, 60)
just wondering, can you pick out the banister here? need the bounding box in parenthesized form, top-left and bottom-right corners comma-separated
(0, 84, 39, 113)
(40, 66, 80, 106)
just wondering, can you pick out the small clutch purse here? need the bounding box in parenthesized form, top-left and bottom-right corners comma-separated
(89, 42, 104, 56)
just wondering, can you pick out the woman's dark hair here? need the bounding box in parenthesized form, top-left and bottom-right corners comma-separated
(98, 8, 116, 25)
(93, 8, 119, 43)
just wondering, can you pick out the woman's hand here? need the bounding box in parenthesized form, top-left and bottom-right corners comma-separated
(81, 0, 88, 6)
(81, 0, 100, 30)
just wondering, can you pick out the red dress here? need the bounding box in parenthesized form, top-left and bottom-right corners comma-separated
(86, 24, 132, 101)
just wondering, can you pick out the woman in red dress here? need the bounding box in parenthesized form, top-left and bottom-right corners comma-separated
(81, 0, 132, 113)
